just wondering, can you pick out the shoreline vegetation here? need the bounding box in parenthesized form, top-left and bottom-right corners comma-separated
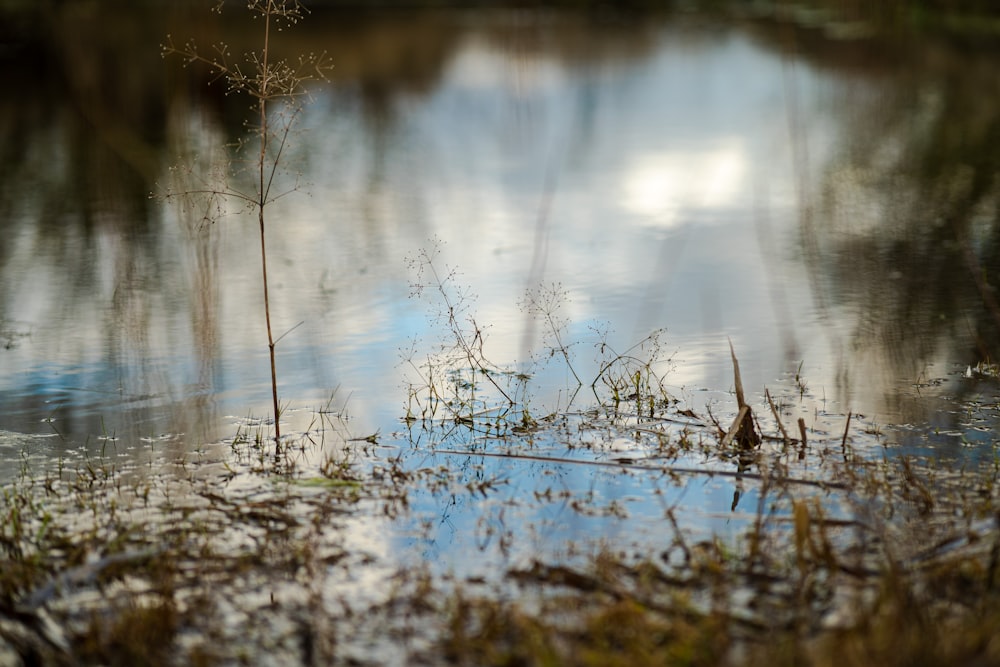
(4, 241, 1000, 662)
(2, 0, 1000, 664)
(1, 355, 999, 665)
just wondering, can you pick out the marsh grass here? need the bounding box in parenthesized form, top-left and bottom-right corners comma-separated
(431, 441, 1000, 666)
(392, 292, 1000, 665)
(0, 408, 426, 664)
(3, 253, 999, 665)
(2, 362, 1000, 664)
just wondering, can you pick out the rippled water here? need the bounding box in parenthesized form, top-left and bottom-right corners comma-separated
(2, 4, 999, 468)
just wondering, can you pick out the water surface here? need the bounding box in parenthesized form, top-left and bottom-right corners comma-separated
(1, 4, 999, 464)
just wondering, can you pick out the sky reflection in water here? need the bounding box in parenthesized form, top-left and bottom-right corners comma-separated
(2, 9, 999, 510)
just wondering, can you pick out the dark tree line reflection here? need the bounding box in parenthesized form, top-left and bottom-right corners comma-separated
(765, 10, 1000, 421)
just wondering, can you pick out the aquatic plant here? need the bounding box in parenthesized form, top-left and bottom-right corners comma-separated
(403, 242, 677, 442)
(404, 243, 525, 430)
(159, 1, 331, 451)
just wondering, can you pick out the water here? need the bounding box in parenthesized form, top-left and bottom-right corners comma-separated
(4, 8, 1000, 662)
(1, 4, 999, 462)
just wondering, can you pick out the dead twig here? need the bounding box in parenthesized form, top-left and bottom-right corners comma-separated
(765, 388, 792, 447)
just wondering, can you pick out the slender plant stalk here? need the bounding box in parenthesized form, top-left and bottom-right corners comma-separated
(160, 1, 331, 453)
(260, 196, 280, 444)
(257, 7, 281, 445)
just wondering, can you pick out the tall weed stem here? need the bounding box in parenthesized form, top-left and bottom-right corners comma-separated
(160, 1, 331, 452)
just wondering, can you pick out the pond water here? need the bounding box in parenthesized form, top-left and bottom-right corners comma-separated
(4, 6, 1000, 662)
(2, 4, 999, 464)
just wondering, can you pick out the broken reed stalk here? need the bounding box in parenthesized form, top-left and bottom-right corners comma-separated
(721, 405, 755, 450)
(725, 340, 761, 451)
(729, 338, 747, 410)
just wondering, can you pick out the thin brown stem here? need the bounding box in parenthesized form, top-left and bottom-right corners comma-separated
(163, 1, 332, 454)
(260, 206, 280, 447)
(258, 4, 280, 448)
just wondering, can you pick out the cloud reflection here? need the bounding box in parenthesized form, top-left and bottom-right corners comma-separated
(621, 143, 748, 226)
